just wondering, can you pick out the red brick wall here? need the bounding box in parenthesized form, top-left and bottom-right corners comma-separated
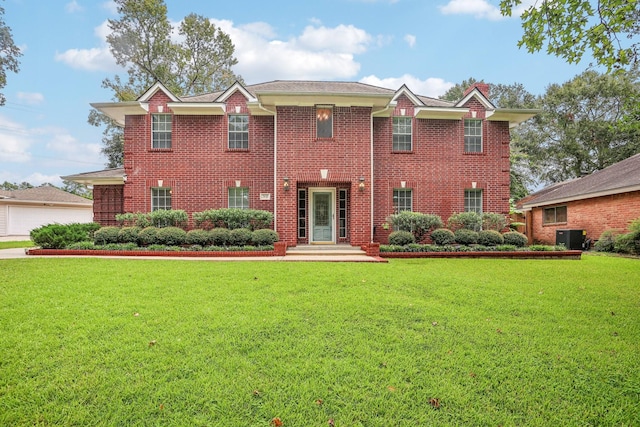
(528, 190, 640, 244)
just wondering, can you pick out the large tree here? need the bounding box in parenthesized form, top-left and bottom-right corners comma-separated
(0, 2, 22, 106)
(517, 69, 640, 184)
(92, 0, 242, 167)
(500, 0, 639, 71)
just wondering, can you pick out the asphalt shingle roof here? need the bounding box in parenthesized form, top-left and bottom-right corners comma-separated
(0, 186, 92, 205)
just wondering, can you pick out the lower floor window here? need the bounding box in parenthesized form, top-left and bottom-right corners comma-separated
(543, 206, 567, 224)
(151, 187, 171, 211)
(228, 187, 249, 209)
(393, 189, 413, 213)
(464, 189, 482, 214)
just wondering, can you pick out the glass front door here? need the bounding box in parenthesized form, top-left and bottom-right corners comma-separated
(311, 189, 334, 243)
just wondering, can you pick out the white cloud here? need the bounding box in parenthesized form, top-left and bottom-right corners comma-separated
(439, 0, 503, 20)
(24, 172, 66, 187)
(359, 74, 454, 98)
(101, 0, 118, 15)
(214, 19, 372, 82)
(55, 20, 119, 72)
(0, 116, 32, 163)
(65, 0, 83, 13)
(17, 92, 45, 105)
(404, 34, 416, 48)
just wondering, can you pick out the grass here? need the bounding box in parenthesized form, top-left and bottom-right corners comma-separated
(0, 255, 638, 426)
(0, 240, 33, 249)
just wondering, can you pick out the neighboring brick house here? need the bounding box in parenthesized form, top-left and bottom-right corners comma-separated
(518, 153, 640, 245)
(66, 80, 536, 246)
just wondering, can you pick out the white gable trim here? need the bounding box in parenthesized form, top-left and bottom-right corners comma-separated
(391, 85, 424, 107)
(216, 81, 257, 103)
(455, 88, 495, 110)
(138, 82, 180, 102)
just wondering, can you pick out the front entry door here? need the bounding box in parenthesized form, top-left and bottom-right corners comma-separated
(311, 189, 335, 243)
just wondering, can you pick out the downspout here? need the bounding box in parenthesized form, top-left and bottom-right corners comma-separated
(370, 104, 393, 242)
(256, 103, 278, 231)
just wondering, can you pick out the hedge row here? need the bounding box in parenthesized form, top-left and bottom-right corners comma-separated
(389, 228, 528, 247)
(116, 208, 273, 231)
(594, 218, 640, 255)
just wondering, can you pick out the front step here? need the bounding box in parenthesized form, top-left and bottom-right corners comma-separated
(286, 244, 366, 256)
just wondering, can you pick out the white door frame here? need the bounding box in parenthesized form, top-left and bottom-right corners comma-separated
(309, 187, 336, 244)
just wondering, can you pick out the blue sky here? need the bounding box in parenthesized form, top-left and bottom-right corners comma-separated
(2, 0, 591, 187)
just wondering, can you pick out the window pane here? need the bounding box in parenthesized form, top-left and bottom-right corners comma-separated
(228, 187, 249, 209)
(393, 117, 412, 151)
(152, 114, 172, 149)
(393, 189, 412, 212)
(229, 115, 249, 149)
(543, 208, 555, 224)
(316, 107, 333, 138)
(464, 119, 482, 153)
(556, 206, 567, 222)
(151, 188, 171, 211)
(464, 190, 482, 214)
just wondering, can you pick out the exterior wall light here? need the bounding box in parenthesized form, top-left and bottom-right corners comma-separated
(283, 177, 290, 191)
(359, 176, 365, 191)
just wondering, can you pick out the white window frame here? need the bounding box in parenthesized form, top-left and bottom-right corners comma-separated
(151, 187, 172, 211)
(228, 187, 249, 209)
(464, 119, 482, 153)
(464, 189, 483, 214)
(228, 114, 249, 149)
(393, 189, 413, 213)
(392, 117, 412, 151)
(152, 114, 172, 149)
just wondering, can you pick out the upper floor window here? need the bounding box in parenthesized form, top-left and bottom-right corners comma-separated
(393, 189, 413, 213)
(228, 114, 249, 149)
(151, 187, 171, 211)
(393, 117, 412, 151)
(543, 206, 567, 224)
(228, 187, 249, 209)
(464, 189, 483, 214)
(316, 106, 333, 139)
(152, 114, 172, 149)
(464, 119, 482, 153)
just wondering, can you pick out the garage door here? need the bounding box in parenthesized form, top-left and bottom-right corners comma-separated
(7, 206, 93, 235)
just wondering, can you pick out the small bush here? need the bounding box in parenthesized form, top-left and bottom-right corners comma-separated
(529, 244, 556, 251)
(93, 226, 121, 245)
(482, 213, 508, 232)
(454, 228, 479, 245)
(155, 227, 187, 246)
(30, 222, 100, 249)
(448, 212, 482, 231)
(118, 227, 141, 244)
(138, 227, 159, 246)
(594, 230, 619, 252)
(149, 210, 188, 229)
(251, 229, 279, 246)
(496, 244, 517, 251)
(210, 228, 231, 246)
(388, 230, 415, 246)
(185, 229, 211, 246)
(66, 241, 96, 250)
(614, 231, 640, 255)
(387, 211, 443, 242)
(478, 230, 504, 246)
(430, 228, 455, 245)
(116, 212, 151, 228)
(193, 208, 273, 230)
(229, 228, 253, 246)
(503, 231, 528, 247)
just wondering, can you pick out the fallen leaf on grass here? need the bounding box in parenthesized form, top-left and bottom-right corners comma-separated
(496, 328, 503, 334)
(271, 417, 283, 427)
(133, 312, 140, 317)
(252, 389, 261, 397)
(429, 398, 440, 409)
(149, 340, 157, 347)
(159, 404, 164, 411)
(315, 399, 323, 406)
(469, 372, 476, 378)
(432, 321, 438, 326)
(387, 386, 396, 392)
(328, 419, 335, 427)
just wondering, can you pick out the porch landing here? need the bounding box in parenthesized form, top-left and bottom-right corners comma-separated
(286, 244, 385, 262)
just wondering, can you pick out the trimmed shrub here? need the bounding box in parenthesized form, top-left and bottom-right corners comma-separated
(502, 231, 528, 247)
(496, 244, 517, 251)
(149, 210, 188, 229)
(137, 227, 159, 246)
(30, 222, 100, 249)
(251, 229, 279, 245)
(229, 228, 253, 246)
(478, 230, 504, 246)
(454, 228, 479, 245)
(614, 231, 640, 255)
(387, 211, 443, 242)
(155, 227, 187, 246)
(116, 212, 151, 228)
(185, 229, 211, 246)
(430, 228, 455, 245)
(193, 208, 273, 230)
(388, 230, 415, 246)
(210, 228, 231, 246)
(93, 226, 121, 245)
(448, 212, 482, 231)
(482, 213, 508, 231)
(118, 227, 141, 244)
(66, 241, 96, 250)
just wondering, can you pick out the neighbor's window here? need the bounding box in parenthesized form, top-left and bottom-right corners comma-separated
(543, 206, 567, 224)
(464, 189, 483, 214)
(393, 117, 412, 151)
(464, 119, 482, 153)
(152, 114, 172, 149)
(393, 189, 413, 213)
(151, 187, 172, 211)
(316, 106, 333, 139)
(228, 114, 249, 149)
(228, 187, 249, 209)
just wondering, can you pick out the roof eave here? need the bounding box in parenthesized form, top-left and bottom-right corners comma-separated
(255, 92, 393, 108)
(167, 102, 226, 115)
(522, 184, 640, 209)
(414, 107, 469, 120)
(90, 102, 149, 126)
(486, 109, 540, 128)
(62, 175, 125, 186)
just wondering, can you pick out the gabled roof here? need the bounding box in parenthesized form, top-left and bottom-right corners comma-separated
(520, 153, 640, 209)
(0, 186, 92, 206)
(62, 168, 125, 186)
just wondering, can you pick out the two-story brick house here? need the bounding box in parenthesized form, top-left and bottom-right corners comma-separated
(66, 80, 536, 246)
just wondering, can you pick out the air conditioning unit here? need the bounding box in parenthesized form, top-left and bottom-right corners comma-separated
(555, 229, 585, 250)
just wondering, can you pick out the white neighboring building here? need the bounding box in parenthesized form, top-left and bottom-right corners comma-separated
(0, 186, 93, 237)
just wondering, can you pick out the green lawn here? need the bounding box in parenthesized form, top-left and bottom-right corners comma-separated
(0, 240, 33, 249)
(1, 256, 638, 426)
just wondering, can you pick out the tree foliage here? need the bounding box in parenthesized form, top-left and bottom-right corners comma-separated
(500, 0, 640, 71)
(91, 0, 243, 167)
(516, 69, 640, 184)
(0, 3, 22, 106)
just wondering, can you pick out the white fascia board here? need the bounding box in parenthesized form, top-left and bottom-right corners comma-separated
(414, 107, 468, 120)
(138, 82, 180, 102)
(521, 185, 640, 209)
(167, 103, 226, 115)
(90, 102, 149, 126)
(455, 88, 495, 109)
(216, 81, 257, 103)
(391, 85, 425, 106)
(486, 109, 540, 128)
